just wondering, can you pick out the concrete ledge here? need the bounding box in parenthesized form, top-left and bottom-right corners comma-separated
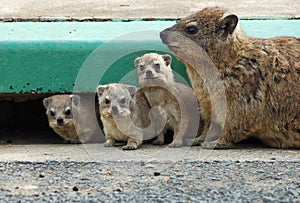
(1, 20, 300, 94)
(0, 0, 299, 19)
(0, 144, 299, 162)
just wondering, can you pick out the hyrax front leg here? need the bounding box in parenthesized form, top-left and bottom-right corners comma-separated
(201, 139, 234, 149)
(122, 137, 143, 150)
(152, 132, 165, 145)
(104, 134, 116, 147)
(168, 126, 183, 148)
(200, 123, 234, 149)
(151, 107, 167, 145)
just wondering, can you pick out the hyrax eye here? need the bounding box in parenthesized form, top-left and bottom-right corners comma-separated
(120, 98, 126, 104)
(154, 63, 160, 71)
(65, 109, 71, 116)
(50, 111, 55, 117)
(184, 26, 199, 35)
(105, 98, 111, 105)
(139, 65, 145, 71)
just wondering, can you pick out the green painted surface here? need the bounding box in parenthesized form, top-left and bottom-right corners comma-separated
(0, 20, 299, 93)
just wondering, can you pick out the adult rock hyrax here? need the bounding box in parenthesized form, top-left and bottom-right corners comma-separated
(134, 53, 201, 148)
(97, 83, 152, 150)
(160, 7, 300, 149)
(43, 94, 100, 143)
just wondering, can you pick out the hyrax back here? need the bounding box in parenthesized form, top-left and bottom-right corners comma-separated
(97, 83, 150, 150)
(43, 94, 94, 143)
(135, 53, 201, 147)
(160, 7, 300, 148)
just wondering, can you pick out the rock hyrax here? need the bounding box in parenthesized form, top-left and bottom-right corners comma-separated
(97, 83, 151, 150)
(160, 7, 300, 148)
(135, 53, 201, 148)
(43, 94, 97, 143)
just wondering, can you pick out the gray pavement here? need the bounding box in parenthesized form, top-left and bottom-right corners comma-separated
(0, 141, 299, 202)
(0, 0, 299, 20)
(0, 157, 299, 202)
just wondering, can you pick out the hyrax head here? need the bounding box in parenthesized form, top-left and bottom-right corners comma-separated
(97, 83, 137, 119)
(134, 53, 174, 86)
(160, 7, 239, 48)
(43, 95, 80, 128)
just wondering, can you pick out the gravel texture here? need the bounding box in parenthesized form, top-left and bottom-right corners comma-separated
(0, 160, 299, 202)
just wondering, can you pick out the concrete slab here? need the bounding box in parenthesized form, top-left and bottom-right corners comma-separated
(1, 20, 299, 94)
(0, 144, 299, 162)
(0, 0, 299, 20)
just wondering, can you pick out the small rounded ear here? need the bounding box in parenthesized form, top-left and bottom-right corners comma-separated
(162, 54, 172, 66)
(43, 97, 52, 109)
(219, 14, 239, 34)
(126, 85, 137, 98)
(97, 85, 108, 97)
(134, 57, 141, 68)
(70, 94, 80, 108)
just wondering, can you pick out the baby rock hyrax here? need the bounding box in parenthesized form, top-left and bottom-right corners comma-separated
(135, 53, 201, 147)
(43, 94, 96, 143)
(160, 7, 300, 148)
(97, 83, 151, 150)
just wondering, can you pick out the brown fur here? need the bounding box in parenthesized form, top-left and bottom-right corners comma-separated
(43, 94, 101, 143)
(135, 53, 201, 147)
(97, 83, 151, 150)
(160, 7, 300, 149)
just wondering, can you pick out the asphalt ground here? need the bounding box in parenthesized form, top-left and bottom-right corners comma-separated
(0, 136, 299, 202)
(0, 159, 299, 202)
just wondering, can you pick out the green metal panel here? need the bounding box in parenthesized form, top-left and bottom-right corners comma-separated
(0, 20, 299, 94)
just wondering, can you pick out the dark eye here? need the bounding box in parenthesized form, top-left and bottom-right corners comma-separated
(154, 64, 160, 71)
(65, 109, 71, 116)
(50, 111, 55, 117)
(105, 98, 111, 105)
(139, 65, 145, 71)
(120, 98, 126, 104)
(184, 26, 198, 35)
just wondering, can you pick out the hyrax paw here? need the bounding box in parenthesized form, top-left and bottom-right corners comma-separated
(168, 143, 183, 148)
(152, 140, 164, 145)
(122, 145, 138, 150)
(201, 141, 233, 149)
(104, 143, 114, 147)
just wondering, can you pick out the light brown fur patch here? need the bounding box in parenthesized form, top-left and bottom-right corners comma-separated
(161, 7, 300, 149)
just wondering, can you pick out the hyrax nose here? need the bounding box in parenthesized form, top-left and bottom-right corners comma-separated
(111, 105, 118, 114)
(57, 117, 64, 125)
(160, 29, 169, 43)
(146, 70, 153, 78)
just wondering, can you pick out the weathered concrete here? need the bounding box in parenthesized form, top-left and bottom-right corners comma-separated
(0, 144, 299, 162)
(0, 0, 299, 20)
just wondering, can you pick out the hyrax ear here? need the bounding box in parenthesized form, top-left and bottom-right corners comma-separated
(126, 85, 137, 98)
(162, 54, 172, 66)
(97, 85, 108, 97)
(70, 94, 80, 108)
(43, 97, 52, 109)
(219, 14, 238, 35)
(134, 57, 141, 68)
